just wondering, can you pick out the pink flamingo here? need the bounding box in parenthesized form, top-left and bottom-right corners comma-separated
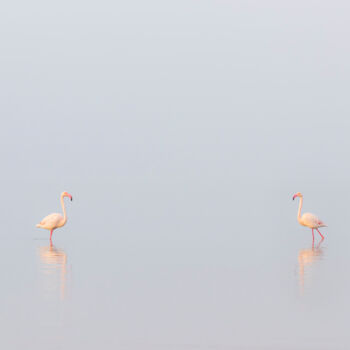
(292, 192, 326, 241)
(36, 192, 73, 240)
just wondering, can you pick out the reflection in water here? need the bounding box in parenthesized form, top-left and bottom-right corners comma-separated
(38, 242, 68, 300)
(298, 239, 324, 295)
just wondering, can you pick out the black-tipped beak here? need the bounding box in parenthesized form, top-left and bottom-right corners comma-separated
(71, 196, 73, 201)
(292, 197, 294, 200)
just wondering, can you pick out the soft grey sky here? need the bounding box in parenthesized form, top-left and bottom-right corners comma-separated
(1, 1, 350, 349)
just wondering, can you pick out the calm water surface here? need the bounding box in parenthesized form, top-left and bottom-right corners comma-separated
(1, 183, 350, 350)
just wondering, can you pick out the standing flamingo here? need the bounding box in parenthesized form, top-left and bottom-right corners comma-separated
(292, 192, 326, 241)
(36, 192, 73, 240)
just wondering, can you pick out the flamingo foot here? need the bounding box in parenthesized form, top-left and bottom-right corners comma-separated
(316, 228, 324, 239)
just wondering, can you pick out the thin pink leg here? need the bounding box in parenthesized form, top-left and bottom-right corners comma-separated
(316, 228, 324, 240)
(50, 229, 53, 240)
(312, 229, 314, 243)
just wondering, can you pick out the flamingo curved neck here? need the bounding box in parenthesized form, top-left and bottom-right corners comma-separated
(60, 194, 67, 225)
(297, 197, 303, 223)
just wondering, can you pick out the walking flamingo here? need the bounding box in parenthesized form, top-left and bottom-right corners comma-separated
(292, 192, 326, 241)
(36, 192, 73, 240)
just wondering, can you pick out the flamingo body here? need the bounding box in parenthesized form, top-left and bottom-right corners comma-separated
(37, 192, 73, 240)
(299, 212, 327, 229)
(36, 213, 65, 230)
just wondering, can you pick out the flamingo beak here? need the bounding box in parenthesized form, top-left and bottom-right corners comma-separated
(292, 194, 297, 200)
(70, 195, 73, 201)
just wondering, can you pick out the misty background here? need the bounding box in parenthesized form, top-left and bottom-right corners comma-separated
(1, 1, 350, 349)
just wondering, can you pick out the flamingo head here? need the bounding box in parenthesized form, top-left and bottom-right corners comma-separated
(62, 191, 73, 201)
(292, 192, 302, 201)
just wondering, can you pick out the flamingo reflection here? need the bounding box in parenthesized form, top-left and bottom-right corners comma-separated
(38, 241, 68, 300)
(298, 239, 324, 295)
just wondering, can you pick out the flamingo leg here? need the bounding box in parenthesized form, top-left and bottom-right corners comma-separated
(316, 228, 324, 240)
(312, 229, 314, 243)
(50, 229, 53, 240)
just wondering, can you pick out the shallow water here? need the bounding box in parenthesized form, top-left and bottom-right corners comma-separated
(1, 180, 350, 350)
(2, 0, 350, 349)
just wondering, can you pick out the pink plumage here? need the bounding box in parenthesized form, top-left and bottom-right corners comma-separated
(36, 192, 73, 240)
(292, 192, 326, 240)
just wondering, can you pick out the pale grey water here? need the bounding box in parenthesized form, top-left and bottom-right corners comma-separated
(1, 1, 350, 349)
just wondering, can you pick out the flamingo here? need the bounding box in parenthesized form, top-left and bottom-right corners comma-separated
(292, 192, 326, 241)
(36, 192, 73, 240)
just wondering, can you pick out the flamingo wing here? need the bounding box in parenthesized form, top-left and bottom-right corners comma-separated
(301, 213, 326, 228)
(37, 213, 63, 229)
